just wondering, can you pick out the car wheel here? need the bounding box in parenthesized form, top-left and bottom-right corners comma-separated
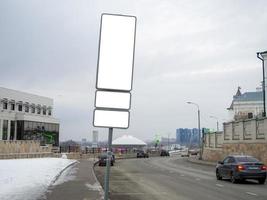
(230, 173, 238, 184)
(258, 178, 266, 184)
(216, 170, 222, 180)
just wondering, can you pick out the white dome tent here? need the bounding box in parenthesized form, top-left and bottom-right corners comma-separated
(112, 135, 147, 157)
(112, 135, 146, 149)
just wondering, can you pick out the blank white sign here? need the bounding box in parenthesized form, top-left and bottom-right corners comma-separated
(93, 109, 129, 128)
(96, 14, 136, 91)
(95, 91, 131, 109)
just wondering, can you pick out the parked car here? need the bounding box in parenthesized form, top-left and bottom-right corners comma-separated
(137, 150, 149, 158)
(189, 149, 199, 156)
(216, 155, 267, 184)
(98, 153, 115, 166)
(181, 148, 189, 157)
(160, 150, 170, 156)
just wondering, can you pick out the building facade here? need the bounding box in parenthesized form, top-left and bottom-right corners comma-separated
(0, 87, 60, 146)
(227, 87, 263, 120)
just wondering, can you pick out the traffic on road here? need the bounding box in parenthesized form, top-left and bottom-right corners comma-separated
(94, 155, 267, 200)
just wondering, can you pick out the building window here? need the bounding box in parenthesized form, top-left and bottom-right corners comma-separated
(2, 120, 8, 140)
(15, 120, 59, 146)
(48, 110, 52, 116)
(25, 105, 29, 113)
(10, 121, 15, 140)
(37, 107, 41, 114)
(43, 108, 46, 115)
(11, 103, 15, 111)
(31, 106, 35, 114)
(18, 104, 22, 111)
(3, 102, 8, 110)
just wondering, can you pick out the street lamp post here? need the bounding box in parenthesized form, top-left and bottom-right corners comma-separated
(257, 51, 267, 117)
(210, 116, 219, 132)
(187, 101, 202, 160)
(168, 133, 170, 151)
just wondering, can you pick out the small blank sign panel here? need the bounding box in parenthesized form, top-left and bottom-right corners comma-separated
(96, 14, 136, 91)
(93, 109, 129, 128)
(95, 91, 131, 109)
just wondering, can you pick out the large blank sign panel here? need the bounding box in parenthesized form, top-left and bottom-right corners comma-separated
(93, 109, 130, 128)
(96, 14, 136, 91)
(95, 91, 131, 109)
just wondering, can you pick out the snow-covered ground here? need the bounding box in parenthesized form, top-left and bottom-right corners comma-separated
(0, 157, 77, 200)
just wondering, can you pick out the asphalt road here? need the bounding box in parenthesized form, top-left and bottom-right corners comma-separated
(94, 156, 267, 200)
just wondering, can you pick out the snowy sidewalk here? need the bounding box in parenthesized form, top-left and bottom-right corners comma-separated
(0, 158, 77, 200)
(44, 159, 103, 200)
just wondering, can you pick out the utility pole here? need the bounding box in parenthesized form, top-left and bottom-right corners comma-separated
(257, 51, 267, 117)
(210, 116, 219, 132)
(168, 133, 170, 151)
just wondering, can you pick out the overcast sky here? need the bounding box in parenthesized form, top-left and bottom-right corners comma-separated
(1, 0, 267, 142)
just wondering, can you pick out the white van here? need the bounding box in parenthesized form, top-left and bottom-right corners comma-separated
(181, 148, 189, 157)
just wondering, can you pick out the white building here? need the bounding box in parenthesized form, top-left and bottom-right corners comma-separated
(227, 87, 263, 120)
(0, 87, 60, 146)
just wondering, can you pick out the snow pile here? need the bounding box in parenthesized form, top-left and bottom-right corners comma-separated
(0, 158, 76, 200)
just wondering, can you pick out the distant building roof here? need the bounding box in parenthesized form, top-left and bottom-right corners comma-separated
(234, 91, 263, 102)
(227, 91, 263, 110)
(228, 87, 263, 110)
(112, 135, 146, 146)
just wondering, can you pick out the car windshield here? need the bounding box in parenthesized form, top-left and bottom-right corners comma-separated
(235, 156, 259, 162)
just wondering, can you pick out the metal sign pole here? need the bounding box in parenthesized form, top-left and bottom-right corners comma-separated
(104, 127, 113, 200)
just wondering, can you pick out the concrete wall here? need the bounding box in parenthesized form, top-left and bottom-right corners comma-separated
(203, 117, 267, 164)
(204, 132, 223, 148)
(203, 143, 267, 165)
(0, 140, 52, 154)
(223, 118, 267, 142)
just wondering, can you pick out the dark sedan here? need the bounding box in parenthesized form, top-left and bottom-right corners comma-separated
(160, 150, 170, 156)
(216, 155, 267, 184)
(137, 150, 149, 158)
(98, 153, 115, 166)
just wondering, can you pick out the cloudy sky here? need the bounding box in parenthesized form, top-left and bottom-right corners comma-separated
(1, 0, 267, 142)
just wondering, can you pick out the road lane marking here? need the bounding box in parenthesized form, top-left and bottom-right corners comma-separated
(215, 184, 224, 187)
(180, 174, 185, 177)
(246, 192, 257, 196)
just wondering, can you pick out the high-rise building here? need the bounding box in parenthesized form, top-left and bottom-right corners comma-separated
(92, 130, 98, 147)
(176, 128, 200, 146)
(176, 128, 191, 146)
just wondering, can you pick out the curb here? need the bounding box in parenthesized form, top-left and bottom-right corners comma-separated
(92, 160, 105, 200)
(51, 160, 79, 185)
(187, 158, 216, 167)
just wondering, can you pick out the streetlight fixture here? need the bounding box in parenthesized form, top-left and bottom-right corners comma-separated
(209, 116, 219, 132)
(187, 101, 202, 160)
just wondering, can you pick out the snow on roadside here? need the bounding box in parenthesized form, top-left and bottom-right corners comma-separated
(52, 163, 78, 186)
(0, 158, 77, 200)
